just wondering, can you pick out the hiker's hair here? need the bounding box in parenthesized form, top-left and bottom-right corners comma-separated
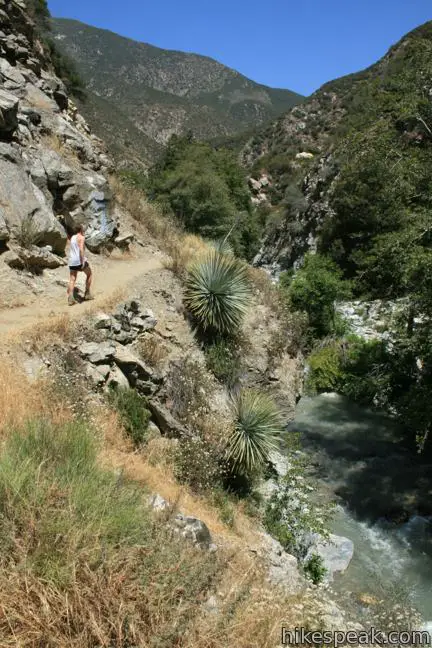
(73, 224, 84, 235)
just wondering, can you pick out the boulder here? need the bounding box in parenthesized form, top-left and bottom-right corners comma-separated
(0, 88, 18, 135)
(0, 58, 26, 89)
(41, 149, 75, 189)
(148, 493, 170, 511)
(93, 312, 112, 330)
(106, 364, 130, 390)
(3, 245, 66, 271)
(113, 346, 160, 383)
(0, 150, 67, 253)
(173, 514, 216, 551)
(305, 533, 354, 582)
(256, 533, 305, 595)
(147, 400, 188, 438)
(78, 341, 116, 365)
(85, 363, 110, 386)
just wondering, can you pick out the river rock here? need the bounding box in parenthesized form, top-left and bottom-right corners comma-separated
(305, 533, 354, 581)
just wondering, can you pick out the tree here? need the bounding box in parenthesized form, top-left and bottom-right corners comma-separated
(283, 253, 350, 337)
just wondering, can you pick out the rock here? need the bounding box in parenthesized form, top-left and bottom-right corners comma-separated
(135, 379, 158, 396)
(305, 534, 354, 582)
(131, 315, 157, 331)
(85, 363, 110, 386)
(295, 151, 314, 160)
(125, 299, 141, 314)
(93, 312, 112, 329)
(248, 177, 261, 193)
(173, 514, 215, 550)
(147, 400, 188, 438)
(3, 245, 65, 271)
(112, 330, 137, 345)
(113, 345, 160, 383)
(41, 149, 74, 189)
(79, 341, 116, 365)
(0, 88, 18, 135)
(106, 364, 130, 390)
(0, 58, 25, 88)
(258, 534, 305, 594)
(115, 232, 134, 248)
(147, 420, 162, 440)
(148, 493, 170, 511)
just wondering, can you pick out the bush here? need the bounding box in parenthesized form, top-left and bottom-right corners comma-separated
(226, 389, 285, 478)
(184, 251, 251, 336)
(174, 434, 225, 493)
(283, 253, 351, 338)
(264, 455, 334, 557)
(306, 344, 343, 393)
(108, 388, 151, 447)
(304, 553, 327, 585)
(205, 337, 241, 387)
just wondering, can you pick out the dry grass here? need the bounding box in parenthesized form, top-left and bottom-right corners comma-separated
(0, 361, 71, 439)
(11, 312, 75, 353)
(137, 332, 170, 366)
(162, 233, 210, 277)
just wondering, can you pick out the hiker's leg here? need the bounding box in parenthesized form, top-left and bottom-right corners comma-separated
(83, 264, 93, 296)
(67, 270, 77, 296)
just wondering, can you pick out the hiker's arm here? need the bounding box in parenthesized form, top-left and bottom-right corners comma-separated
(78, 237, 85, 266)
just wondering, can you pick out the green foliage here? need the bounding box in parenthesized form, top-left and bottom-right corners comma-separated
(282, 254, 351, 338)
(204, 338, 241, 387)
(184, 251, 251, 336)
(108, 388, 151, 447)
(148, 136, 262, 260)
(304, 553, 327, 585)
(210, 488, 236, 527)
(0, 419, 146, 584)
(226, 389, 284, 477)
(264, 455, 334, 558)
(27, 0, 50, 30)
(307, 344, 343, 393)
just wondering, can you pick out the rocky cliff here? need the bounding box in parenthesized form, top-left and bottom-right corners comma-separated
(0, 0, 123, 275)
(243, 21, 432, 284)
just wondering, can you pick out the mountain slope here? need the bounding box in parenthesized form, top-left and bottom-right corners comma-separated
(244, 21, 432, 298)
(50, 18, 303, 168)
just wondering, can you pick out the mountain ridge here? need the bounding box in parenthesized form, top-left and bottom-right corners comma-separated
(50, 17, 304, 167)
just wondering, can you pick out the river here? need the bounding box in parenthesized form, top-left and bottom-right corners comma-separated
(288, 393, 432, 622)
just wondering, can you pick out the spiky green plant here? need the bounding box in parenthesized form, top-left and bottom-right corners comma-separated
(209, 237, 234, 256)
(226, 389, 285, 475)
(184, 251, 251, 335)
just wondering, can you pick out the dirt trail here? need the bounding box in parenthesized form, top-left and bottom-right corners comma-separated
(0, 251, 163, 337)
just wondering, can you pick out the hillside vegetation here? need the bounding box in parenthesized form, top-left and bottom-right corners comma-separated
(50, 18, 303, 167)
(243, 22, 432, 450)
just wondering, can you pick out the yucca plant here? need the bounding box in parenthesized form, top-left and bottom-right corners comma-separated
(184, 251, 251, 335)
(209, 237, 234, 256)
(226, 389, 285, 476)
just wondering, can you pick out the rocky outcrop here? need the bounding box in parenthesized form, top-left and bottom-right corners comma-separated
(305, 533, 354, 582)
(0, 0, 120, 263)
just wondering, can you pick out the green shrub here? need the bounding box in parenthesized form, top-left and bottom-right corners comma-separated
(304, 553, 327, 585)
(306, 344, 343, 393)
(283, 253, 351, 338)
(108, 388, 151, 447)
(184, 251, 251, 336)
(226, 389, 285, 477)
(264, 456, 334, 557)
(210, 488, 236, 527)
(205, 338, 241, 387)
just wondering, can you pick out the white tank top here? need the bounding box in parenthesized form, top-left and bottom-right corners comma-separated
(69, 234, 87, 266)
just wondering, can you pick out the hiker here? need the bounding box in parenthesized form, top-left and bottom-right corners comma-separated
(67, 224, 94, 305)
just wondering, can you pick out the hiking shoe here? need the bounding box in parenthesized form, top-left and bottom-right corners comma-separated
(84, 292, 94, 301)
(68, 295, 77, 306)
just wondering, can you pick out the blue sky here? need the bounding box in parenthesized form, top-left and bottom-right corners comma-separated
(47, 0, 432, 96)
